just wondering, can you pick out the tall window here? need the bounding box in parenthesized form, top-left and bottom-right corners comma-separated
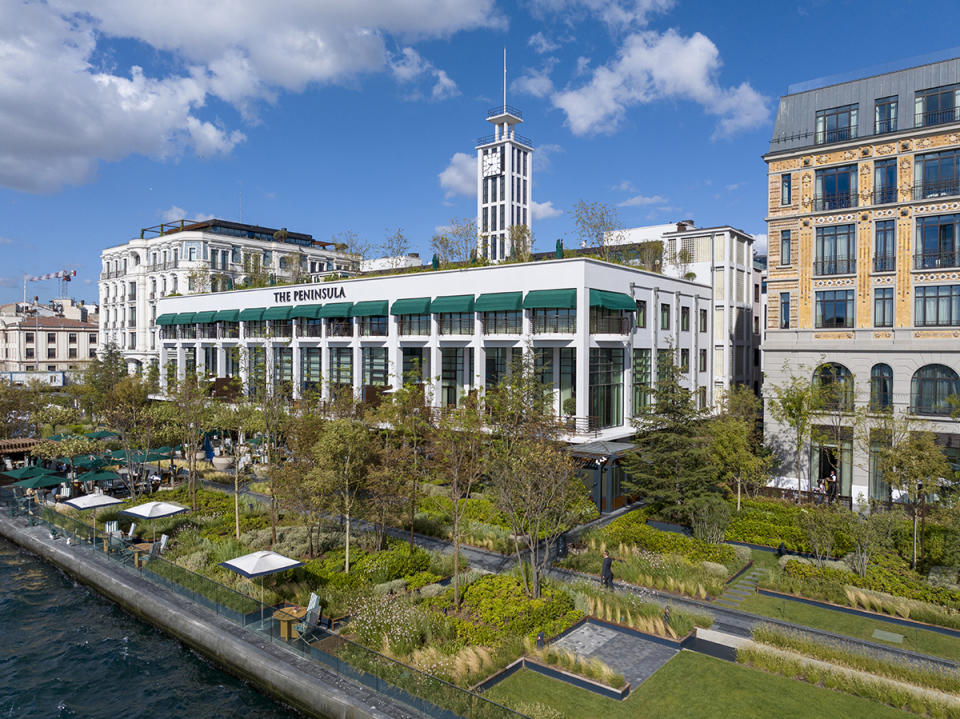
(875, 96, 898, 134)
(780, 293, 790, 329)
(814, 362, 854, 411)
(632, 348, 652, 413)
(482, 311, 521, 334)
(914, 150, 960, 200)
(636, 300, 647, 328)
(680, 306, 690, 331)
(914, 285, 960, 326)
(699, 309, 707, 332)
(779, 230, 792, 266)
(815, 104, 858, 144)
(698, 349, 707, 372)
(814, 165, 858, 210)
(815, 289, 855, 328)
(870, 363, 893, 410)
(679, 349, 690, 371)
(399, 314, 430, 335)
(874, 220, 896, 271)
(329, 347, 353, 390)
(916, 214, 960, 269)
(660, 303, 670, 330)
(874, 287, 894, 327)
(485, 347, 507, 389)
(589, 348, 623, 429)
(301, 348, 321, 393)
(814, 224, 856, 275)
(780, 174, 792, 205)
(273, 347, 293, 397)
(873, 158, 897, 204)
(911, 364, 960, 415)
(362, 348, 388, 387)
(532, 308, 576, 334)
(915, 84, 960, 127)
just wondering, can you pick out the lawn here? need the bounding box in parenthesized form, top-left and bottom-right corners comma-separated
(737, 593, 960, 661)
(485, 651, 912, 719)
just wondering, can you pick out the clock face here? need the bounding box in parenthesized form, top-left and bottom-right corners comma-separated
(482, 150, 501, 177)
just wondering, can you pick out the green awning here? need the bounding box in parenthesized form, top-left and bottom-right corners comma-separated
(430, 294, 474, 314)
(522, 289, 577, 309)
(263, 306, 293, 320)
(390, 297, 431, 315)
(290, 304, 323, 319)
(214, 309, 239, 322)
(589, 289, 636, 311)
(156, 313, 177, 326)
(238, 307, 265, 321)
(475, 292, 522, 312)
(318, 302, 353, 318)
(193, 311, 217, 324)
(173, 312, 196, 325)
(351, 300, 389, 317)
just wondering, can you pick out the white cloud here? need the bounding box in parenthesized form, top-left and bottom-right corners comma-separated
(511, 65, 555, 99)
(83, 278, 92, 285)
(752, 232, 768, 255)
(0, 237, 13, 245)
(528, 32, 559, 54)
(619, 193, 666, 207)
(612, 180, 636, 192)
(725, 182, 742, 192)
(533, 143, 564, 173)
(551, 29, 769, 138)
(161, 206, 215, 223)
(434, 224, 453, 235)
(531, 200, 563, 220)
(438, 152, 476, 199)
(1, 1, 497, 193)
(391, 47, 460, 101)
(530, 0, 675, 30)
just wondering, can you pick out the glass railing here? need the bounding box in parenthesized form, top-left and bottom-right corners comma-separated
(2, 496, 524, 719)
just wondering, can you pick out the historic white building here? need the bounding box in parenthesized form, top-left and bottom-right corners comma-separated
(476, 105, 532, 261)
(99, 219, 357, 373)
(155, 258, 713, 442)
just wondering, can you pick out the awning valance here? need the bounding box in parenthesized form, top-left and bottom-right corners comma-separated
(155, 313, 177, 326)
(263, 306, 293, 320)
(318, 302, 354, 318)
(522, 289, 577, 309)
(475, 292, 522, 312)
(589, 289, 636, 311)
(390, 297, 431, 315)
(238, 307, 265, 321)
(351, 300, 389, 317)
(430, 294, 474, 314)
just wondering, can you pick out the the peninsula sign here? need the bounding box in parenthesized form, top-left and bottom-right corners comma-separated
(272, 286, 345, 303)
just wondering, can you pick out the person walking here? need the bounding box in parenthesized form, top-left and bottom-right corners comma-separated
(600, 549, 615, 589)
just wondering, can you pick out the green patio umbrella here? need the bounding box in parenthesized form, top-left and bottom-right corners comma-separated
(71, 455, 108, 470)
(11, 473, 64, 489)
(78, 470, 122, 484)
(1, 465, 48, 480)
(85, 429, 120, 440)
(48, 433, 82, 442)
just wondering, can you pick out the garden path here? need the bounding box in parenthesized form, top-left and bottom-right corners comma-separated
(553, 621, 677, 688)
(713, 567, 769, 610)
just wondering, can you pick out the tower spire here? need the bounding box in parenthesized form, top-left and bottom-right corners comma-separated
(503, 47, 506, 109)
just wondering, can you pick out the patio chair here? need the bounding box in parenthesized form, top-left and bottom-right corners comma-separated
(305, 592, 319, 613)
(148, 541, 162, 559)
(104, 520, 119, 535)
(158, 534, 169, 553)
(294, 605, 321, 640)
(125, 523, 137, 540)
(108, 531, 125, 552)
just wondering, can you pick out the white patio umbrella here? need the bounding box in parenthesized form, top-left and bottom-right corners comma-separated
(219, 550, 303, 621)
(119, 501, 188, 541)
(64, 492, 124, 549)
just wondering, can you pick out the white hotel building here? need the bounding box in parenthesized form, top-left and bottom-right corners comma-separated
(155, 258, 713, 442)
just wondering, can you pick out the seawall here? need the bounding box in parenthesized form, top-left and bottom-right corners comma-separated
(0, 514, 416, 719)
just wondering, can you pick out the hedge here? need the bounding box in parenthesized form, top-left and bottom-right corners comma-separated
(601, 511, 739, 570)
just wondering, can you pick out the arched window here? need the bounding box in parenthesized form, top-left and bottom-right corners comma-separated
(870, 364, 893, 410)
(911, 364, 960, 415)
(814, 362, 854, 411)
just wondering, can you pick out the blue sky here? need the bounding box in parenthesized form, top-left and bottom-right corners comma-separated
(2, 0, 959, 305)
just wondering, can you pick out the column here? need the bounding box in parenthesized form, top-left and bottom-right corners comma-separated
(575, 286, 589, 420)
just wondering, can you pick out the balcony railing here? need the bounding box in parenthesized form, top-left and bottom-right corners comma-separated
(199, 325, 218, 339)
(815, 126, 857, 145)
(148, 260, 180, 271)
(871, 187, 898, 205)
(475, 132, 534, 148)
(533, 315, 576, 334)
(873, 254, 897, 272)
(589, 316, 632, 334)
(298, 321, 323, 337)
(912, 179, 960, 201)
(812, 192, 857, 211)
(487, 104, 523, 119)
(874, 118, 897, 135)
(915, 108, 960, 128)
(914, 251, 960, 270)
(813, 258, 856, 276)
(327, 321, 353, 337)
(481, 318, 522, 335)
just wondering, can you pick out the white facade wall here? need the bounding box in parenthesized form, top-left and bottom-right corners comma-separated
(155, 259, 713, 444)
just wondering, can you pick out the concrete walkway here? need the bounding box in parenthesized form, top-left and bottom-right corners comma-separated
(553, 622, 677, 688)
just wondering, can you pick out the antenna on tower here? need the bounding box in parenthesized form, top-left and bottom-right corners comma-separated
(503, 47, 507, 108)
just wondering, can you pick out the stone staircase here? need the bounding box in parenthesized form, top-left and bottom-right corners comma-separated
(714, 567, 768, 609)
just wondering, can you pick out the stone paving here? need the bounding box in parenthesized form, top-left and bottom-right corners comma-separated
(714, 567, 768, 610)
(553, 621, 677, 688)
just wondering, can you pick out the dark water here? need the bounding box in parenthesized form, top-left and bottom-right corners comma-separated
(0, 539, 300, 719)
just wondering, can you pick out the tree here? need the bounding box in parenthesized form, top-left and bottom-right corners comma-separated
(798, 504, 845, 566)
(101, 375, 157, 499)
(508, 224, 533, 262)
(331, 229, 372, 262)
(709, 413, 771, 511)
(379, 227, 411, 265)
(155, 375, 216, 511)
(0, 378, 29, 439)
(311, 418, 376, 573)
(432, 393, 486, 606)
(34, 405, 81, 436)
(877, 421, 952, 569)
(187, 265, 212, 294)
(80, 342, 127, 418)
(32, 436, 104, 478)
(844, 508, 899, 578)
(431, 217, 479, 266)
(768, 364, 825, 499)
(622, 357, 714, 514)
(572, 200, 624, 262)
(273, 408, 326, 552)
(686, 495, 731, 544)
(212, 399, 268, 540)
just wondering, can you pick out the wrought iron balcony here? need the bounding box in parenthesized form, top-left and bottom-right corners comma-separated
(815, 126, 857, 145)
(873, 254, 896, 272)
(812, 192, 857, 211)
(912, 179, 960, 201)
(871, 187, 898, 205)
(487, 104, 523, 119)
(915, 108, 960, 128)
(914, 251, 960, 270)
(813, 258, 856, 276)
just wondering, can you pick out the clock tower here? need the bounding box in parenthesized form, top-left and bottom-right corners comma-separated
(476, 101, 532, 261)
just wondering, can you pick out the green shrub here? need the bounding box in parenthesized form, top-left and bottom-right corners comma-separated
(600, 511, 739, 569)
(460, 574, 581, 638)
